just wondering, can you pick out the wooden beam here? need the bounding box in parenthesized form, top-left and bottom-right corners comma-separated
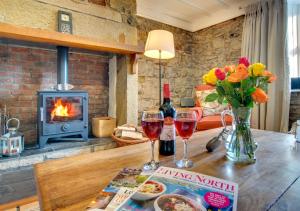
(130, 53, 139, 74)
(0, 23, 144, 55)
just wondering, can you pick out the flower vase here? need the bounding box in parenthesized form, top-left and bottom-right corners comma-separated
(224, 107, 257, 163)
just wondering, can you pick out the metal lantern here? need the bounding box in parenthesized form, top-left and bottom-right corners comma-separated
(0, 118, 24, 156)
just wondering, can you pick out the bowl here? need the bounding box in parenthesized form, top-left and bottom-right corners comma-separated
(154, 194, 207, 211)
(131, 180, 166, 201)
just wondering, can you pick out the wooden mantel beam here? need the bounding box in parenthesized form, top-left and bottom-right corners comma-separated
(0, 23, 144, 55)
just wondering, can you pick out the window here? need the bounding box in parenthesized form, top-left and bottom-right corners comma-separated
(288, 2, 300, 78)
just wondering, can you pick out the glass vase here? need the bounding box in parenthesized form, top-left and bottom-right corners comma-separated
(224, 107, 257, 163)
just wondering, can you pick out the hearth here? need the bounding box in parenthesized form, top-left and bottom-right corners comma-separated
(37, 46, 89, 148)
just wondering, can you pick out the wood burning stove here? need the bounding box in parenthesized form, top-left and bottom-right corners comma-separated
(37, 91, 88, 148)
(37, 46, 89, 148)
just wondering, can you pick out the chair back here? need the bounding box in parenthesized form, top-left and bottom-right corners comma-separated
(34, 143, 151, 210)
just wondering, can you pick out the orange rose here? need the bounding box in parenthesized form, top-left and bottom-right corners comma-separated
(251, 88, 268, 103)
(262, 70, 276, 83)
(227, 64, 248, 83)
(224, 65, 235, 73)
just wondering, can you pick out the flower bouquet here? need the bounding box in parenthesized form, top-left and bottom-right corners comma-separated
(203, 57, 276, 163)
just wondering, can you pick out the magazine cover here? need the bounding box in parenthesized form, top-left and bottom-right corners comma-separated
(86, 168, 149, 210)
(116, 166, 238, 211)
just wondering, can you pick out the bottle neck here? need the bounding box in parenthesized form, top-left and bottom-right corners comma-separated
(163, 98, 171, 104)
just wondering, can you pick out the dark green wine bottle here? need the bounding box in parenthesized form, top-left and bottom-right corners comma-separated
(159, 83, 176, 156)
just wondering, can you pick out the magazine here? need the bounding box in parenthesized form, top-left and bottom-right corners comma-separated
(86, 168, 149, 210)
(116, 166, 238, 211)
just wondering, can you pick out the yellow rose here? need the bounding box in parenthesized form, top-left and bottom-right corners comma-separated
(249, 63, 266, 76)
(203, 68, 217, 85)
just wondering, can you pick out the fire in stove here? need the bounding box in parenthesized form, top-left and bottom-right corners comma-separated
(51, 98, 77, 120)
(47, 97, 83, 123)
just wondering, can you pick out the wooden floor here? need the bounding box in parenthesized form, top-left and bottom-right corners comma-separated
(0, 167, 36, 205)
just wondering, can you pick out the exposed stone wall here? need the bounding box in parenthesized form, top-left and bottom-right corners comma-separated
(137, 17, 195, 115)
(192, 16, 244, 82)
(0, 44, 109, 146)
(137, 16, 244, 116)
(289, 91, 300, 128)
(0, 0, 137, 45)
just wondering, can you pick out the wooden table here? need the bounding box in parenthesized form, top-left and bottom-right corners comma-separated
(34, 128, 300, 211)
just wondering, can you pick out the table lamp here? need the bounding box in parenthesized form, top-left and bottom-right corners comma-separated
(144, 30, 175, 105)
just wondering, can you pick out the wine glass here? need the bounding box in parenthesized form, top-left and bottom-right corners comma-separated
(141, 110, 164, 171)
(174, 110, 197, 168)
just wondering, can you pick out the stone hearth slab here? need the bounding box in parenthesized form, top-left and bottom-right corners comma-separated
(0, 138, 117, 172)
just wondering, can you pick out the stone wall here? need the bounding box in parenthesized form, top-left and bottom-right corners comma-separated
(192, 16, 244, 82)
(137, 17, 195, 115)
(0, 44, 109, 146)
(136, 16, 244, 115)
(289, 91, 300, 128)
(0, 0, 137, 45)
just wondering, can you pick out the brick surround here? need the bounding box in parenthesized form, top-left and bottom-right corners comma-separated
(0, 44, 109, 146)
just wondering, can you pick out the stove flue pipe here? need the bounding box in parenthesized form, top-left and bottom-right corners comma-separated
(56, 46, 74, 90)
(57, 46, 69, 86)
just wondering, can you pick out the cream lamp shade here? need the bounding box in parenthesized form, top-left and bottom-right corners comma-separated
(144, 30, 175, 59)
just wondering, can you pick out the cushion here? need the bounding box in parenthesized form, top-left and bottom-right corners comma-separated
(189, 107, 202, 122)
(195, 84, 215, 91)
(194, 85, 215, 106)
(196, 115, 232, 131)
(195, 89, 227, 116)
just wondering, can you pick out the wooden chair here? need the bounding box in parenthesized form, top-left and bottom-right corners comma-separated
(34, 142, 152, 211)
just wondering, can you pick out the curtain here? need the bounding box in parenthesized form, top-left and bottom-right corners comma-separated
(241, 0, 290, 132)
(288, 2, 300, 77)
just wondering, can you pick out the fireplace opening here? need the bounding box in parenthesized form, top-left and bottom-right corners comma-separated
(37, 46, 89, 148)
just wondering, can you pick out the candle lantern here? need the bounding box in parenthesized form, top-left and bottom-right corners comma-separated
(0, 118, 24, 156)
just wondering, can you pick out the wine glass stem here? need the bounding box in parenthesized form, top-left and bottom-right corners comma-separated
(183, 139, 188, 160)
(151, 141, 155, 162)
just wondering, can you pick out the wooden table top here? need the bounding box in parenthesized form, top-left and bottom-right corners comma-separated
(35, 128, 300, 211)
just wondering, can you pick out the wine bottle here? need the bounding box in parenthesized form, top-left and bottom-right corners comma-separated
(159, 83, 176, 156)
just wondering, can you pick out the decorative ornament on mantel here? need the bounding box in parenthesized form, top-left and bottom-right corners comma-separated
(58, 10, 73, 34)
(203, 57, 276, 164)
(144, 30, 175, 105)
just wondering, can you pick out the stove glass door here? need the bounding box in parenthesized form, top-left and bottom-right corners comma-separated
(45, 96, 83, 123)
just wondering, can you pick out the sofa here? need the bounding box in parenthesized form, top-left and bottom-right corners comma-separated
(191, 84, 232, 131)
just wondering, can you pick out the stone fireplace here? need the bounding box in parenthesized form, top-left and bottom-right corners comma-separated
(0, 0, 141, 147)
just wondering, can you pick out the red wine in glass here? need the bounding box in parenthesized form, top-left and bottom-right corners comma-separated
(141, 110, 164, 172)
(174, 110, 197, 168)
(142, 119, 164, 141)
(174, 118, 197, 139)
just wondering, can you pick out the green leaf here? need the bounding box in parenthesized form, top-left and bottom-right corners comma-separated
(205, 93, 219, 102)
(246, 101, 254, 108)
(241, 78, 252, 90)
(216, 86, 225, 96)
(231, 82, 241, 88)
(245, 87, 256, 95)
(221, 81, 234, 96)
(228, 97, 240, 108)
(217, 96, 224, 104)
